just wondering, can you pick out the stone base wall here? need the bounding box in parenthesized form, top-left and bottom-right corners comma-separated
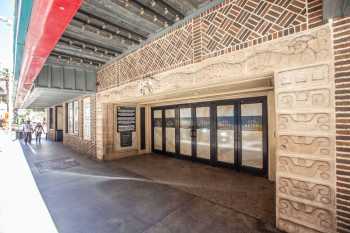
(63, 133, 96, 158)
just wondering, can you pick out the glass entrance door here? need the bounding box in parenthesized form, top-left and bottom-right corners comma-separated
(179, 107, 192, 157)
(195, 106, 211, 160)
(216, 104, 236, 165)
(151, 97, 268, 176)
(239, 99, 267, 175)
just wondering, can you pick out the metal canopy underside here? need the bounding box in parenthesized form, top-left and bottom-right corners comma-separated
(49, 0, 216, 68)
(22, 87, 93, 109)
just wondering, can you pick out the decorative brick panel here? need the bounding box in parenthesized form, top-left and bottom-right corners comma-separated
(333, 17, 350, 233)
(200, 0, 307, 56)
(307, 0, 323, 29)
(98, 0, 325, 92)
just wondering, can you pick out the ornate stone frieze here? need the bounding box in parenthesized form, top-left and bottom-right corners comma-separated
(277, 64, 330, 89)
(278, 156, 331, 181)
(278, 219, 322, 233)
(278, 89, 331, 110)
(278, 135, 331, 157)
(278, 199, 333, 232)
(279, 177, 332, 206)
(278, 113, 331, 132)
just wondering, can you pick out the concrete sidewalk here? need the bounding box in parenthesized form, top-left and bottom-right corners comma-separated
(0, 131, 58, 233)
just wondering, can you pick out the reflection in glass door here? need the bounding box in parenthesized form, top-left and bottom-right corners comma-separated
(217, 105, 235, 164)
(153, 110, 163, 151)
(196, 106, 211, 160)
(179, 108, 192, 156)
(241, 103, 264, 169)
(165, 109, 176, 153)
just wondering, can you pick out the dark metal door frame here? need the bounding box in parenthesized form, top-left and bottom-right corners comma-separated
(151, 96, 268, 177)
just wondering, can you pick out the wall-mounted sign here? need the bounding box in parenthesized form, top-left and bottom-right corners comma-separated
(120, 131, 132, 147)
(117, 106, 136, 132)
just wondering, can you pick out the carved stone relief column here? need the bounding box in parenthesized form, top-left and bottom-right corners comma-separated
(275, 63, 336, 233)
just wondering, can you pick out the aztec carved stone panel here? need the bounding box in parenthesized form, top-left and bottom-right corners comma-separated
(277, 65, 330, 89)
(278, 89, 331, 110)
(279, 177, 333, 206)
(278, 218, 324, 233)
(278, 113, 331, 132)
(278, 135, 331, 157)
(278, 156, 331, 181)
(278, 199, 333, 232)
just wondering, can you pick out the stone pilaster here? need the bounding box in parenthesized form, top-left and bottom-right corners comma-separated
(275, 63, 336, 233)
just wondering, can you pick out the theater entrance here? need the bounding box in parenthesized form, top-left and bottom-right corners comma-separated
(151, 96, 268, 176)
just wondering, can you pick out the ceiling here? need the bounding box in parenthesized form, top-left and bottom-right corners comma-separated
(48, 0, 216, 69)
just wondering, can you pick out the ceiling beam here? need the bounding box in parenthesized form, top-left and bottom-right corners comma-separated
(60, 35, 121, 55)
(50, 51, 104, 67)
(65, 24, 130, 52)
(129, 0, 177, 25)
(82, 0, 158, 35)
(161, 0, 196, 16)
(54, 42, 111, 63)
(71, 18, 140, 46)
(46, 56, 98, 70)
(323, 0, 350, 20)
(108, 0, 171, 27)
(76, 9, 146, 42)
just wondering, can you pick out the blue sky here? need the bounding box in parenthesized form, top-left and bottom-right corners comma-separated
(0, 0, 14, 71)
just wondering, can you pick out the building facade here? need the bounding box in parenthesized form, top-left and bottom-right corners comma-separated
(13, 0, 350, 232)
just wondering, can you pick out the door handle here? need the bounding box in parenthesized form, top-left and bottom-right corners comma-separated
(191, 129, 196, 138)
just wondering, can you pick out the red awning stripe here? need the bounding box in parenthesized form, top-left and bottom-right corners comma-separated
(18, 0, 83, 94)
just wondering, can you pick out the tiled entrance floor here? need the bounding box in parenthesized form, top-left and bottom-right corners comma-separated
(21, 140, 280, 233)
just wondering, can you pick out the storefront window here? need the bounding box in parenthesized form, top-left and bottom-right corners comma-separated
(68, 103, 73, 133)
(83, 98, 91, 140)
(73, 101, 79, 134)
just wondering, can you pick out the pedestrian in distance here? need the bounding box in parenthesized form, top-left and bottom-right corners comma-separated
(34, 122, 45, 143)
(23, 120, 33, 144)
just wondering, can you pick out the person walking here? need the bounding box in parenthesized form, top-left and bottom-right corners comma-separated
(23, 120, 33, 144)
(34, 122, 45, 143)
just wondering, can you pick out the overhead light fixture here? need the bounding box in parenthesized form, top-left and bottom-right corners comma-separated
(140, 8, 144, 15)
(164, 8, 168, 15)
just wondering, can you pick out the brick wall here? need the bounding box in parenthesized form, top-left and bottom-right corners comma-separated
(97, 0, 324, 91)
(62, 95, 97, 158)
(308, 0, 323, 29)
(333, 17, 350, 233)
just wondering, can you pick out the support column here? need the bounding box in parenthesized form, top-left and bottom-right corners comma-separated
(275, 63, 336, 233)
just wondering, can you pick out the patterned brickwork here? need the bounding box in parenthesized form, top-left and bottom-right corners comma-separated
(98, 24, 193, 90)
(201, 0, 307, 56)
(333, 17, 350, 233)
(307, 0, 323, 29)
(97, 0, 324, 92)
